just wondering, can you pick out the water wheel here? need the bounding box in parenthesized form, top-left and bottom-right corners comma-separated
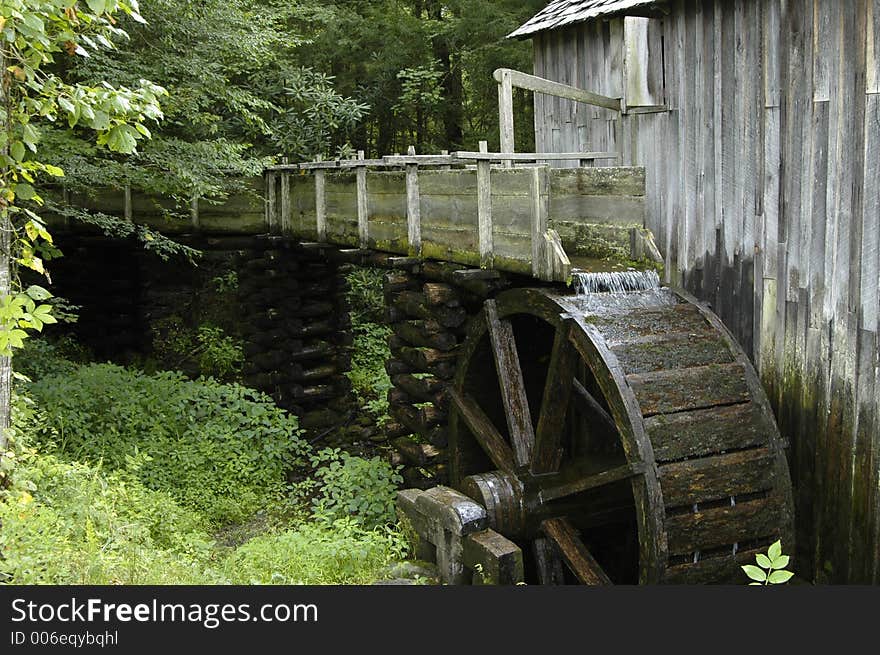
(448, 286, 794, 584)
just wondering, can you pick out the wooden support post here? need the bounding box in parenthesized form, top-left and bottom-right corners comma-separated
(476, 141, 493, 269)
(123, 184, 132, 221)
(314, 155, 327, 242)
(530, 165, 549, 279)
(498, 68, 515, 168)
(266, 172, 277, 233)
(190, 194, 199, 231)
(405, 145, 422, 256)
(280, 172, 291, 235)
(440, 149, 451, 170)
(356, 150, 369, 247)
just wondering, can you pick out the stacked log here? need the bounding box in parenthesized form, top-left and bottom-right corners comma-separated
(239, 241, 355, 438)
(383, 263, 510, 489)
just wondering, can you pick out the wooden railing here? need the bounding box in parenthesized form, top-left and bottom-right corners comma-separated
(264, 147, 620, 282)
(494, 68, 624, 160)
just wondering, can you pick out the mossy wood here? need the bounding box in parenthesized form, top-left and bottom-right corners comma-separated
(447, 286, 795, 584)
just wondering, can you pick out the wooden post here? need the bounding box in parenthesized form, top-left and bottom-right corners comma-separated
(314, 155, 327, 242)
(266, 172, 277, 233)
(477, 141, 493, 268)
(124, 184, 132, 221)
(498, 68, 515, 168)
(405, 145, 422, 256)
(190, 194, 199, 231)
(356, 150, 369, 247)
(280, 172, 291, 235)
(441, 149, 451, 170)
(530, 165, 549, 279)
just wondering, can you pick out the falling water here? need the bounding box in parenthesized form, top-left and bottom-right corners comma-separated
(569, 269, 675, 315)
(572, 269, 661, 294)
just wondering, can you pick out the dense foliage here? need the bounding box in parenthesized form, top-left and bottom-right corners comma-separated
(344, 267, 393, 425)
(1, 341, 409, 584)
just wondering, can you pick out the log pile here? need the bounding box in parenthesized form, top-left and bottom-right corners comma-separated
(239, 240, 356, 437)
(383, 261, 510, 489)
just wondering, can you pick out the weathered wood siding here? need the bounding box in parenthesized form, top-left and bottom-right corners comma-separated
(532, 0, 880, 583)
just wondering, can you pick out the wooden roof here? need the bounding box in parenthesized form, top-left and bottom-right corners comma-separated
(509, 0, 661, 38)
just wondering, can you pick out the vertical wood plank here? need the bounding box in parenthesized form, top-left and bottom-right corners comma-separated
(531, 165, 550, 280)
(266, 172, 277, 233)
(356, 150, 368, 247)
(314, 156, 327, 242)
(477, 140, 493, 268)
(498, 69, 515, 166)
(280, 172, 291, 235)
(405, 145, 422, 255)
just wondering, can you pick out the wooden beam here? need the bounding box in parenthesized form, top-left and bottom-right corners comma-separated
(530, 166, 549, 280)
(572, 377, 617, 435)
(405, 145, 422, 255)
(493, 68, 622, 112)
(279, 173, 290, 235)
(541, 517, 612, 585)
(453, 151, 618, 162)
(355, 150, 368, 247)
(476, 140, 493, 268)
(314, 155, 326, 242)
(539, 461, 647, 503)
(531, 320, 576, 474)
(498, 68, 515, 167)
(485, 300, 534, 466)
(265, 172, 277, 232)
(448, 387, 516, 477)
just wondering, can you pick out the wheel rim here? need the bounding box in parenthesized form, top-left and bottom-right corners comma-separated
(448, 287, 793, 584)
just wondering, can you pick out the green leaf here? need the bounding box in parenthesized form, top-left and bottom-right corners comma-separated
(767, 540, 782, 560)
(15, 184, 36, 200)
(755, 554, 772, 569)
(771, 555, 790, 570)
(25, 285, 52, 301)
(87, 0, 108, 14)
(742, 565, 767, 583)
(767, 570, 794, 584)
(10, 141, 25, 162)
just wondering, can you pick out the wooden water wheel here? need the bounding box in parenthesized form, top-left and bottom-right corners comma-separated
(448, 286, 794, 584)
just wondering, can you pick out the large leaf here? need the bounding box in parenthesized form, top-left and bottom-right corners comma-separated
(741, 565, 767, 583)
(767, 570, 794, 584)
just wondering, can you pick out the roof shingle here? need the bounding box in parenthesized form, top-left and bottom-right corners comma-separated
(509, 0, 662, 38)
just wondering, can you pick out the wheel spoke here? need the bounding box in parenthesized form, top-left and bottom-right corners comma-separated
(542, 517, 612, 585)
(447, 387, 517, 477)
(485, 299, 534, 467)
(538, 461, 647, 503)
(532, 537, 566, 585)
(572, 377, 617, 435)
(531, 320, 577, 474)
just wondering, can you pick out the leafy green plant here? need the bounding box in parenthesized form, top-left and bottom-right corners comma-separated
(742, 540, 794, 585)
(344, 266, 393, 423)
(25, 363, 308, 524)
(223, 518, 407, 585)
(309, 448, 403, 530)
(0, 394, 220, 584)
(195, 325, 244, 380)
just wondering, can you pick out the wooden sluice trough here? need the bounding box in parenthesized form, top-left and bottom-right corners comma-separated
(263, 146, 656, 283)
(265, 148, 794, 585)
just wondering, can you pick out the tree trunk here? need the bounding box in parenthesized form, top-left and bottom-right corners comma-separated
(0, 51, 11, 448)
